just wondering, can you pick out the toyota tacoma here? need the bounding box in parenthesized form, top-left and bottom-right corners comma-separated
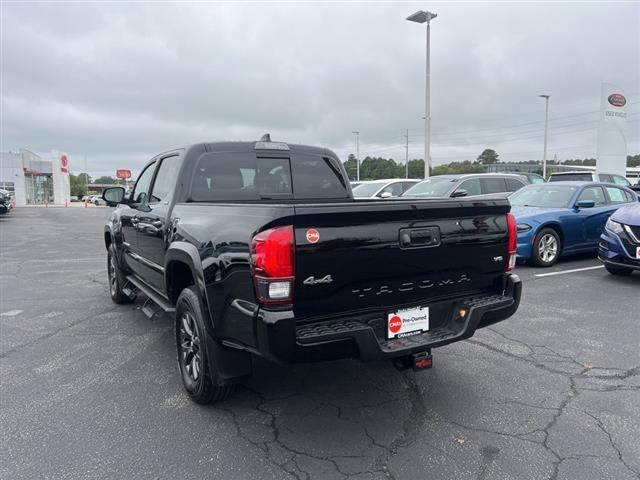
(102, 135, 521, 404)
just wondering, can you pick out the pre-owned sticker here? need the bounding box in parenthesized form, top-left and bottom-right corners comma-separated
(306, 229, 320, 244)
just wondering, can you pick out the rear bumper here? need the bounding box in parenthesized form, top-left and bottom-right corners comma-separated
(255, 273, 521, 363)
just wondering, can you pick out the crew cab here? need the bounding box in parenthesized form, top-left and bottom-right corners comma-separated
(102, 136, 521, 404)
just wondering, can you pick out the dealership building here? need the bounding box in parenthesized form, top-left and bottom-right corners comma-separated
(0, 149, 71, 206)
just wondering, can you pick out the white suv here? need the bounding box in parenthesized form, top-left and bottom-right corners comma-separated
(548, 171, 630, 186)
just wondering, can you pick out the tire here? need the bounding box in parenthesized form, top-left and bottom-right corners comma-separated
(605, 264, 633, 276)
(107, 245, 135, 304)
(175, 286, 235, 404)
(529, 228, 561, 267)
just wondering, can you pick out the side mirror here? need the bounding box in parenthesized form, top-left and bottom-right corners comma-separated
(103, 187, 126, 206)
(575, 199, 595, 209)
(451, 189, 468, 198)
(379, 191, 393, 199)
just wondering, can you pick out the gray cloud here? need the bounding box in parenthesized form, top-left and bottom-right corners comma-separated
(1, 2, 638, 177)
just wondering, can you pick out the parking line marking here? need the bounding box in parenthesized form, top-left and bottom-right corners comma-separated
(534, 265, 604, 278)
(0, 310, 23, 317)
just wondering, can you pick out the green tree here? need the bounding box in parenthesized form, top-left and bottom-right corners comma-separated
(477, 149, 499, 164)
(93, 175, 119, 184)
(343, 154, 358, 180)
(69, 174, 87, 197)
(78, 173, 92, 184)
(407, 159, 426, 178)
(433, 160, 485, 176)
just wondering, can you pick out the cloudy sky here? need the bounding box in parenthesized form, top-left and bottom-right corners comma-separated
(1, 1, 639, 177)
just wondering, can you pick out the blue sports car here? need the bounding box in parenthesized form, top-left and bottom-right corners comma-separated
(598, 202, 640, 275)
(509, 181, 638, 267)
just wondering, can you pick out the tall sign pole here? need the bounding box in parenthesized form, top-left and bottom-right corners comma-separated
(405, 129, 409, 178)
(407, 10, 437, 179)
(596, 83, 627, 178)
(539, 95, 550, 178)
(352, 131, 360, 181)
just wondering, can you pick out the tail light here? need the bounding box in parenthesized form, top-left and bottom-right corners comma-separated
(250, 226, 294, 305)
(505, 212, 517, 272)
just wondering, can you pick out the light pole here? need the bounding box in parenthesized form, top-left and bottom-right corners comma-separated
(404, 129, 409, 178)
(407, 10, 437, 178)
(352, 131, 360, 180)
(539, 94, 550, 178)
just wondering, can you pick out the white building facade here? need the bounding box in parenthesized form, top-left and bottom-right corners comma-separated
(0, 149, 71, 206)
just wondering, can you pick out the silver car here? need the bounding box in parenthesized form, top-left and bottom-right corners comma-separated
(352, 179, 420, 199)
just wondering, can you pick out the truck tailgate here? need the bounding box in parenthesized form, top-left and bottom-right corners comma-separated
(292, 199, 511, 321)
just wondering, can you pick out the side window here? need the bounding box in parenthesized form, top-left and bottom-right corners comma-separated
(505, 178, 525, 192)
(612, 175, 630, 186)
(402, 181, 418, 192)
(379, 182, 403, 197)
(578, 186, 606, 206)
(456, 178, 482, 196)
(132, 161, 157, 204)
(149, 156, 179, 202)
(625, 190, 637, 202)
(605, 186, 628, 204)
(482, 177, 508, 194)
(599, 174, 612, 183)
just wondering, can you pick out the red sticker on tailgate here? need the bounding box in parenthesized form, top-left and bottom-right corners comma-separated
(306, 229, 320, 244)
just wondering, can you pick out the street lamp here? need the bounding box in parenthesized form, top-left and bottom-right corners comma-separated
(352, 131, 360, 181)
(539, 95, 550, 178)
(407, 10, 437, 179)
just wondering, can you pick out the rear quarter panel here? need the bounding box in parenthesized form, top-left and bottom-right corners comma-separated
(169, 203, 295, 347)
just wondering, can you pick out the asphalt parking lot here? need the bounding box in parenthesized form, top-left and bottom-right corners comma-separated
(1, 207, 639, 480)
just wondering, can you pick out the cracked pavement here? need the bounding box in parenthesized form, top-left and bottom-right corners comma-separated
(1, 208, 639, 479)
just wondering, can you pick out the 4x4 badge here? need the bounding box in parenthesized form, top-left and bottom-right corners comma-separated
(303, 275, 333, 285)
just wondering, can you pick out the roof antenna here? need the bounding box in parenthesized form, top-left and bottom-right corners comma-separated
(259, 133, 271, 142)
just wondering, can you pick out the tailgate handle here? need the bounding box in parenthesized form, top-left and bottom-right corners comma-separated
(399, 227, 441, 249)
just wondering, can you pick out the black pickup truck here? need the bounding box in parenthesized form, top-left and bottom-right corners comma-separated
(102, 136, 521, 404)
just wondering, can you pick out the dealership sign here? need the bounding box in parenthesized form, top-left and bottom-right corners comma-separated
(596, 83, 627, 178)
(116, 169, 132, 180)
(608, 93, 626, 107)
(60, 153, 69, 173)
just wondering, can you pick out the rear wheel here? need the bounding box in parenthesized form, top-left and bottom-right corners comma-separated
(604, 264, 633, 276)
(529, 228, 561, 267)
(176, 286, 235, 404)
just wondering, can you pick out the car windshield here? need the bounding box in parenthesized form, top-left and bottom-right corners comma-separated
(529, 175, 546, 184)
(403, 177, 456, 197)
(351, 181, 387, 197)
(509, 185, 578, 208)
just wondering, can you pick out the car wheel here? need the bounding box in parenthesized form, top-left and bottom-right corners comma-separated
(604, 264, 633, 276)
(530, 228, 561, 267)
(107, 245, 135, 304)
(176, 286, 235, 404)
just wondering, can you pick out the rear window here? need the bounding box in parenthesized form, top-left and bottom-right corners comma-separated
(292, 153, 349, 199)
(482, 177, 507, 194)
(549, 173, 592, 182)
(189, 152, 348, 201)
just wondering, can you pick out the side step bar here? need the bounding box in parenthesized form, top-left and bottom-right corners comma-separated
(125, 275, 175, 315)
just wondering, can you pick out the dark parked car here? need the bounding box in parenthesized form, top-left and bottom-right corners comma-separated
(0, 190, 13, 215)
(599, 203, 640, 275)
(102, 136, 521, 404)
(510, 182, 638, 267)
(402, 173, 528, 199)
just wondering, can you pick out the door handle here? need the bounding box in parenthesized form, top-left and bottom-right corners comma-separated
(151, 220, 163, 228)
